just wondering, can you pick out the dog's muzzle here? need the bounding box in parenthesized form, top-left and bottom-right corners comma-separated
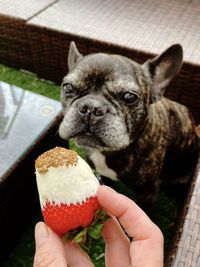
(77, 98, 109, 124)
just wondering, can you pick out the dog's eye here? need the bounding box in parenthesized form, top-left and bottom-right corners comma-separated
(122, 92, 139, 104)
(63, 83, 74, 95)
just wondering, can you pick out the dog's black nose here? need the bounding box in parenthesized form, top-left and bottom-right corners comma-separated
(78, 101, 108, 118)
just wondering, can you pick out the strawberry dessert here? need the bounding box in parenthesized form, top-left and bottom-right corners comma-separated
(35, 147, 102, 237)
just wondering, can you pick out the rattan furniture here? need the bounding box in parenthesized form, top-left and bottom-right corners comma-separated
(167, 158, 200, 267)
(0, 0, 57, 72)
(0, 1, 199, 266)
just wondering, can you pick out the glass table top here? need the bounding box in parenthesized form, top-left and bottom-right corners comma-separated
(0, 81, 61, 181)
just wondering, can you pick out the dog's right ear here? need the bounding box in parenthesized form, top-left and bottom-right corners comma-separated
(68, 41, 83, 71)
(143, 44, 183, 102)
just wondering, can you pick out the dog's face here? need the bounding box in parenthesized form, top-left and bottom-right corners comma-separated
(59, 42, 182, 151)
(59, 52, 150, 150)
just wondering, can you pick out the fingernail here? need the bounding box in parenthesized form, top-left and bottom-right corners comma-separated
(35, 222, 49, 246)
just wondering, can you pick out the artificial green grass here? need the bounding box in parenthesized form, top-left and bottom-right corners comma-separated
(0, 65, 60, 100)
(0, 64, 181, 267)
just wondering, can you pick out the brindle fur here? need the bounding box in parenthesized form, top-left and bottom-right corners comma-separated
(59, 42, 199, 210)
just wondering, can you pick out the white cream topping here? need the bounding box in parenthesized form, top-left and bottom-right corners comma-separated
(36, 156, 99, 208)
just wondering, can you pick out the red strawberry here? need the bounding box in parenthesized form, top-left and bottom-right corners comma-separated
(42, 196, 100, 234)
(35, 147, 108, 245)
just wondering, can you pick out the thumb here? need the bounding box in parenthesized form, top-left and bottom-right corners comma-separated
(34, 222, 67, 267)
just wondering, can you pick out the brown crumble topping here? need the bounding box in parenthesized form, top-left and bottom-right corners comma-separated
(35, 147, 78, 173)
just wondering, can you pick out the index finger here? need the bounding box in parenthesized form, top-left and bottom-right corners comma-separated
(97, 185, 161, 241)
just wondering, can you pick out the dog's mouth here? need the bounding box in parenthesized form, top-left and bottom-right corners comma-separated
(74, 131, 106, 148)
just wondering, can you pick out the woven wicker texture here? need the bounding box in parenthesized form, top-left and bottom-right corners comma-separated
(0, 16, 33, 70)
(0, 0, 57, 20)
(28, 0, 200, 65)
(27, 0, 200, 123)
(168, 158, 200, 267)
(0, 0, 57, 71)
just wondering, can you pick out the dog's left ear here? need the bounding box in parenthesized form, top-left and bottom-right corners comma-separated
(68, 41, 83, 71)
(143, 44, 183, 102)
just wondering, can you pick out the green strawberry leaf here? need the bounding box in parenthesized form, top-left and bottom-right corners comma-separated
(73, 228, 88, 243)
(88, 223, 104, 239)
(63, 208, 110, 252)
(92, 209, 110, 225)
(79, 241, 90, 252)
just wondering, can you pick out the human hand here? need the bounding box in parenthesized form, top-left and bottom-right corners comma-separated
(34, 185, 163, 267)
(98, 185, 164, 267)
(34, 222, 94, 267)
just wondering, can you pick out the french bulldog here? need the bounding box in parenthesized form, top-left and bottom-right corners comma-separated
(59, 42, 199, 210)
